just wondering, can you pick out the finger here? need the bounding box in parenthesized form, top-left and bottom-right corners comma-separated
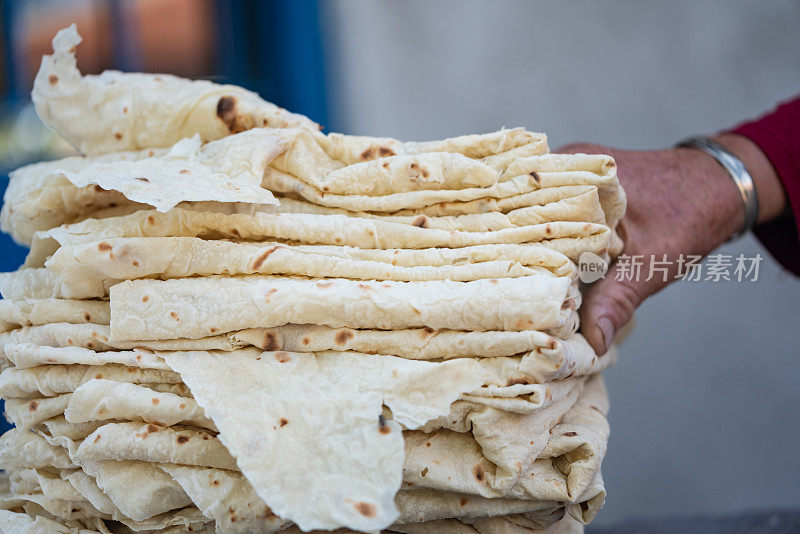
(579, 260, 646, 355)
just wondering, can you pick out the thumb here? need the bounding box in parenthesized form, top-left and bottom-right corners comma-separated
(579, 260, 647, 355)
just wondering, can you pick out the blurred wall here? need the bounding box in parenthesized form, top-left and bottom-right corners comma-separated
(322, 0, 800, 526)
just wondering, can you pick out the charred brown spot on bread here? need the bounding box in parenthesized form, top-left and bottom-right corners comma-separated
(210, 327, 218, 333)
(412, 215, 428, 228)
(378, 414, 390, 434)
(302, 337, 310, 345)
(506, 377, 530, 386)
(421, 467, 429, 477)
(49, 74, 58, 84)
(425, 441, 431, 447)
(562, 431, 578, 437)
(263, 332, 278, 351)
(211, 479, 220, 486)
(335, 329, 354, 345)
(98, 242, 112, 252)
(421, 169, 429, 178)
(93, 434, 101, 443)
(176, 435, 189, 444)
(146, 215, 155, 225)
(422, 326, 434, 335)
(216, 96, 239, 132)
(279, 418, 288, 427)
(359, 147, 375, 160)
(530, 171, 541, 183)
(93, 184, 104, 192)
(151, 398, 160, 405)
(590, 405, 602, 413)
(252, 246, 278, 270)
(489, 279, 498, 284)
(382, 161, 389, 169)
(134, 177, 149, 182)
(170, 311, 180, 320)
(123, 107, 128, 114)
(316, 281, 333, 289)
(142, 295, 149, 302)
(83, 312, 92, 321)
(460, 497, 468, 506)
(545, 224, 553, 236)
(274, 351, 290, 363)
(115, 133, 123, 140)
(134, 424, 161, 439)
(473, 464, 485, 482)
(132, 260, 139, 267)
(28, 401, 38, 412)
(179, 403, 187, 410)
(354, 501, 377, 518)
(95, 373, 103, 379)
(378, 146, 396, 157)
(180, 169, 191, 174)
(358, 283, 372, 290)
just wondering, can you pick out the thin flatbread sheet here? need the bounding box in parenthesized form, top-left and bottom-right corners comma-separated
(109, 275, 574, 340)
(32, 25, 318, 155)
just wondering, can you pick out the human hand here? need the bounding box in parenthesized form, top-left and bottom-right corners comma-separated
(557, 135, 786, 355)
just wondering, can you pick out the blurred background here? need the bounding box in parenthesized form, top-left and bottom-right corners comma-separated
(0, 0, 799, 530)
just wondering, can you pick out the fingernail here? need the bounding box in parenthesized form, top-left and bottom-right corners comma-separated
(597, 316, 614, 352)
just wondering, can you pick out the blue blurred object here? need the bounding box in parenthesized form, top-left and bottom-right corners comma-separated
(0, 177, 27, 271)
(215, 0, 329, 128)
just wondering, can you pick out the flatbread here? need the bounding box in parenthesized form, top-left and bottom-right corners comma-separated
(56, 130, 285, 212)
(26, 208, 610, 268)
(46, 237, 573, 298)
(32, 25, 317, 156)
(109, 275, 573, 340)
(158, 349, 491, 531)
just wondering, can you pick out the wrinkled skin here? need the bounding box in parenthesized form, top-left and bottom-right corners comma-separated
(558, 134, 785, 354)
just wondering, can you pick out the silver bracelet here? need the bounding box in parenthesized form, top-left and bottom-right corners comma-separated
(675, 136, 759, 238)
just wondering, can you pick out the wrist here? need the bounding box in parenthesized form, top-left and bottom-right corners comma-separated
(672, 145, 744, 248)
(712, 133, 787, 224)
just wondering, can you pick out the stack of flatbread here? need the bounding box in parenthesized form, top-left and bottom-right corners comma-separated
(0, 25, 625, 534)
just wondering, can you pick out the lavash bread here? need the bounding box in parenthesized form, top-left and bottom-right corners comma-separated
(0, 25, 626, 533)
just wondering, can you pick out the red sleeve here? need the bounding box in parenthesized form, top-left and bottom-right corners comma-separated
(729, 95, 800, 275)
